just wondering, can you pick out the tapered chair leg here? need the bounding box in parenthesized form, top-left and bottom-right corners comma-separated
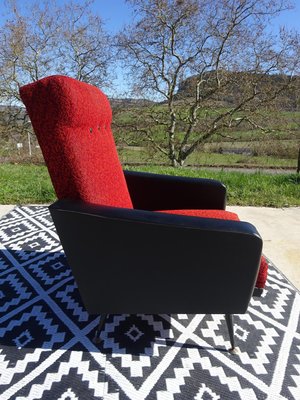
(93, 314, 108, 343)
(225, 314, 237, 353)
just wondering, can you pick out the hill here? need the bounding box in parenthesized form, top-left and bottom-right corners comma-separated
(176, 71, 300, 111)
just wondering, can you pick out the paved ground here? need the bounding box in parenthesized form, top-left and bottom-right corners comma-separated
(0, 204, 299, 290)
(0, 205, 15, 217)
(228, 206, 300, 290)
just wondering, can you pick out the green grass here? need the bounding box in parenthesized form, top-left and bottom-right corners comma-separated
(126, 165, 300, 207)
(118, 147, 298, 168)
(1, 163, 299, 207)
(113, 106, 300, 164)
(0, 164, 56, 204)
(188, 151, 297, 168)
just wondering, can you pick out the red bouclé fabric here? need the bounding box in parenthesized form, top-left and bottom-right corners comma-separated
(255, 256, 268, 288)
(158, 209, 240, 220)
(19, 75, 133, 208)
(159, 209, 268, 288)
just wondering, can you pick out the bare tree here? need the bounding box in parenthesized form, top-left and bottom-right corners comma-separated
(0, 0, 60, 158)
(0, 0, 113, 159)
(0, 1, 61, 102)
(56, 0, 112, 88)
(117, 0, 300, 166)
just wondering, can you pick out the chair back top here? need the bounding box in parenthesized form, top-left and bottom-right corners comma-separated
(20, 75, 132, 208)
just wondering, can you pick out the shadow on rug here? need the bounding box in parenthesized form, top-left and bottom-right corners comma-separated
(0, 206, 299, 399)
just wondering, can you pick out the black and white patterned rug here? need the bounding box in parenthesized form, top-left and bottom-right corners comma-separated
(0, 206, 299, 400)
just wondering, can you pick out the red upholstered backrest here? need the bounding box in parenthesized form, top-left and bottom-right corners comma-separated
(19, 75, 133, 208)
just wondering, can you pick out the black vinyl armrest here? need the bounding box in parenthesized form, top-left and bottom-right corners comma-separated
(124, 170, 226, 211)
(49, 199, 262, 315)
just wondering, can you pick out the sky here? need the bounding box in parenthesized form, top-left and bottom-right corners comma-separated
(91, 0, 300, 33)
(90, 0, 133, 33)
(269, 0, 300, 32)
(90, 0, 300, 96)
(0, 0, 134, 32)
(0, 0, 299, 39)
(0, 0, 299, 97)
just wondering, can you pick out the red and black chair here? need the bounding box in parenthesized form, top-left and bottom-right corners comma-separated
(20, 75, 268, 351)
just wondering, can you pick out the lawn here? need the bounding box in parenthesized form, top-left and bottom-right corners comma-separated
(118, 147, 298, 168)
(0, 163, 299, 207)
(0, 164, 56, 204)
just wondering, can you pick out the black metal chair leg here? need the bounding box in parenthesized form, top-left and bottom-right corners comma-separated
(93, 314, 108, 344)
(225, 314, 238, 353)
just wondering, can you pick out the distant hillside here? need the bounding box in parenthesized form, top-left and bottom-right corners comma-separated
(176, 71, 300, 111)
(110, 98, 155, 108)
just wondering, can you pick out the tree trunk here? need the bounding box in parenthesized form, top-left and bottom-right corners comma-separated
(170, 156, 185, 167)
(171, 158, 178, 167)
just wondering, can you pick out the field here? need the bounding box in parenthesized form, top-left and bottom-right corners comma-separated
(118, 146, 297, 169)
(0, 108, 299, 170)
(0, 163, 299, 207)
(113, 106, 299, 169)
(0, 105, 299, 207)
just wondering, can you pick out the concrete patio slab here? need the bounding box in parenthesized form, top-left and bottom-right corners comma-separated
(0, 205, 15, 217)
(228, 206, 300, 291)
(1, 204, 299, 290)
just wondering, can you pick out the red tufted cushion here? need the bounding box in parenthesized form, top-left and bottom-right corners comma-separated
(159, 209, 268, 288)
(20, 75, 133, 208)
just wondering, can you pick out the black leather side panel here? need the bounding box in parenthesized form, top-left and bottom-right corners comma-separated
(50, 200, 262, 315)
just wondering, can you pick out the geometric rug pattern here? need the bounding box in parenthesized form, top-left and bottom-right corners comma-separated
(0, 206, 299, 399)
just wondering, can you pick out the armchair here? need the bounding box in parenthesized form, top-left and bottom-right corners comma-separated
(20, 75, 268, 352)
